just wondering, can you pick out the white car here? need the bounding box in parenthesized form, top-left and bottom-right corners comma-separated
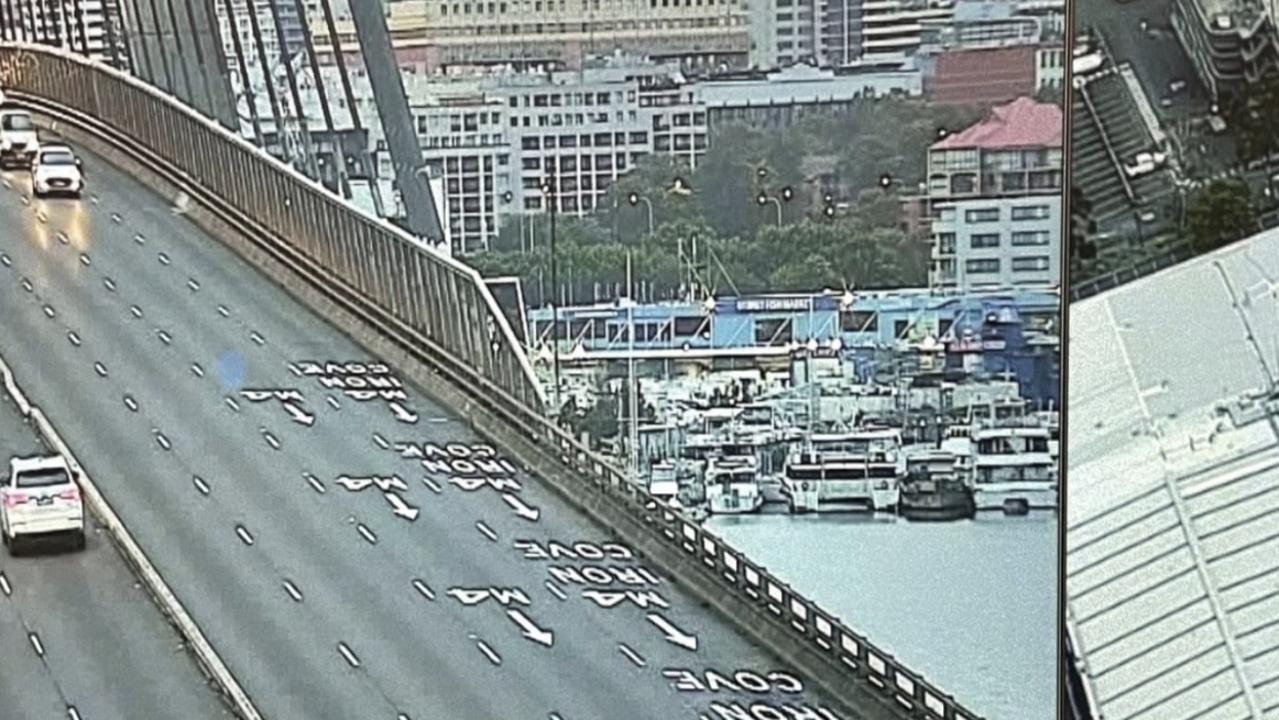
(31, 144, 84, 198)
(1, 455, 86, 554)
(0, 109, 40, 169)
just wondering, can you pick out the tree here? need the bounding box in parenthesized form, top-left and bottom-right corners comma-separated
(1186, 179, 1255, 253)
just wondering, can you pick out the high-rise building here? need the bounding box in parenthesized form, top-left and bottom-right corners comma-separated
(927, 96, 1062, 290)
(311, 0, 751, 73)
(0, 0, 113, 61)
(750, 0, 953, 69)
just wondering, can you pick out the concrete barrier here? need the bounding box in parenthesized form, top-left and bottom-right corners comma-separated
(0, 353, 263, 720)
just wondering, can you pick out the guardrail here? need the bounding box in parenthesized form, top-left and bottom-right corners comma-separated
(1070, 240, 1194, 301)
(0, 352, 263, 720)
(0, 43, 982, 720)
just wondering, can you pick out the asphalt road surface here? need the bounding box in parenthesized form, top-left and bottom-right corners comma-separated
(0, 142, 856, 720)
(0, 382, 231, 718)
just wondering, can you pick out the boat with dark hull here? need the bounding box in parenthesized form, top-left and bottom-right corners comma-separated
(901, 451, 975, 521)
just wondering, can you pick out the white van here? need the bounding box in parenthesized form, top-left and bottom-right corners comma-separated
(0, 109, 40, 169)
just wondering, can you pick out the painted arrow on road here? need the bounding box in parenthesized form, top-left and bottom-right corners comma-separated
(336, 475, 408, 492)
(336, 476, 374, 492)
(646, 613, 698, 651)
(283, 402, 315, 426)
(384, 492, 420, 521)
(507, 609, 554, 647)
(388, 401, 419, 424)
(501, 493, 541, 521)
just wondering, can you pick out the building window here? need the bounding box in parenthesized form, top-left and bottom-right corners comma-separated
(1012, 256, 1050, 272)
(966, 259, 1000, 274)
(1011, 231, 1051, 246)
(936, 232, 956, 254)
(965, 208, 999, 223)
(970, 234, 1000, 249)
(1011, 205, 1050, 220)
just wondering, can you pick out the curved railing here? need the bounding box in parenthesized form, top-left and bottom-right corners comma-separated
(0, 44, 983, 720)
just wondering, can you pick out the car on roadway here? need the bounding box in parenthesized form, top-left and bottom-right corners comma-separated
(31, 144, 84, 198)
(0, 109, 40, 169)
(1124, 150, 1168, 178)
(1, 455, 86, 554)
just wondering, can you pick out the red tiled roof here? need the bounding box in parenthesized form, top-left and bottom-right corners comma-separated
(931, 46, 1037, 108)
(931, 96, 1062, 150)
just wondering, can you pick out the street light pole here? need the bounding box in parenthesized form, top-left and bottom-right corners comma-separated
(544, 180, 562, 413)
(628, 191, 655, 235)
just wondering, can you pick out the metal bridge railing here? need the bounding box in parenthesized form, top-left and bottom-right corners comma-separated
(0, 43, 982, 720)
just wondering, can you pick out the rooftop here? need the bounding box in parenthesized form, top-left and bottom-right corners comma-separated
(931, 96, 1062, 150)
(1068, 227, 1279, 720)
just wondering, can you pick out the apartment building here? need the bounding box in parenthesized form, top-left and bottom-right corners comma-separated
(927, 96, 1062, 290)
(312, 0, 751, 73)
(1170, 0, 1279, 100)
(752, 0, 953, 69)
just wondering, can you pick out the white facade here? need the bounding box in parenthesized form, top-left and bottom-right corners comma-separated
(1035, 45, 1064, 91)
(930, 195, 1060, 290)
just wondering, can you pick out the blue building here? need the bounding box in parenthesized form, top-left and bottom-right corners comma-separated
(527, 287, 1060, 405)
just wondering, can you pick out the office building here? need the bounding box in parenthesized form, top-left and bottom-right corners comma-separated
(312, 0, 751, 73)
(927, 96, 1062, 290)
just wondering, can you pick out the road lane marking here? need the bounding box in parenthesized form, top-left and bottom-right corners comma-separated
(78, 253, 89, 266)
(261, 429, 281, 450)
(191, 363, 204, 378)
(29, 632, 44, 657)
(187, 278, 200, 291)
(357, 523, 377, 545)
(304, 472, 325, 494)
(420, 476, 442, 494)
(326, 395, 341, 410)
(282, 580, 303, 603)
(412, 579, 436, 600)
(156, 329, 172, 346)
(93, 362, 107, 377)
(67, 331, 80, 346)
(476, 521, 498, 542)
(0, 253, 9, 266)
(123, 395, 138, 412)
(42, 304, 54, 318)
(235, 525, 254, 546)
(545, 581, 568, 601)
(216, 305, 230, 318)
(372, 433, 389, 450)
(0, 571, 10, 596)
(103, 277, 116, 292)
(20, 277, 32, 292)
(249, 331, 265, 346)
(68, 707, 82, 720)
(110, 212, 121, 224)
(224, 397, 241, 413)
(618, 643, 647, 667)
(193, 475, 210, 496)
(133, 233, 145, 245)
(154, 431, 172, 451)
(157, 252, 171, 266)
(476, 640, 502, 666)
(129, 304, 143, 319)
(337, 642, 361, 668)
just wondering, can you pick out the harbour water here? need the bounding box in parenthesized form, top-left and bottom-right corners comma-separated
(707, 513, 1058, 720)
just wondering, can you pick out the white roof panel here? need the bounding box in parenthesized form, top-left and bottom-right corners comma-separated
(1070, 228, 1279, 720)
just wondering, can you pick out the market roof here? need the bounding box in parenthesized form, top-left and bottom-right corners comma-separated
(1068, 227, 1279, 720)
